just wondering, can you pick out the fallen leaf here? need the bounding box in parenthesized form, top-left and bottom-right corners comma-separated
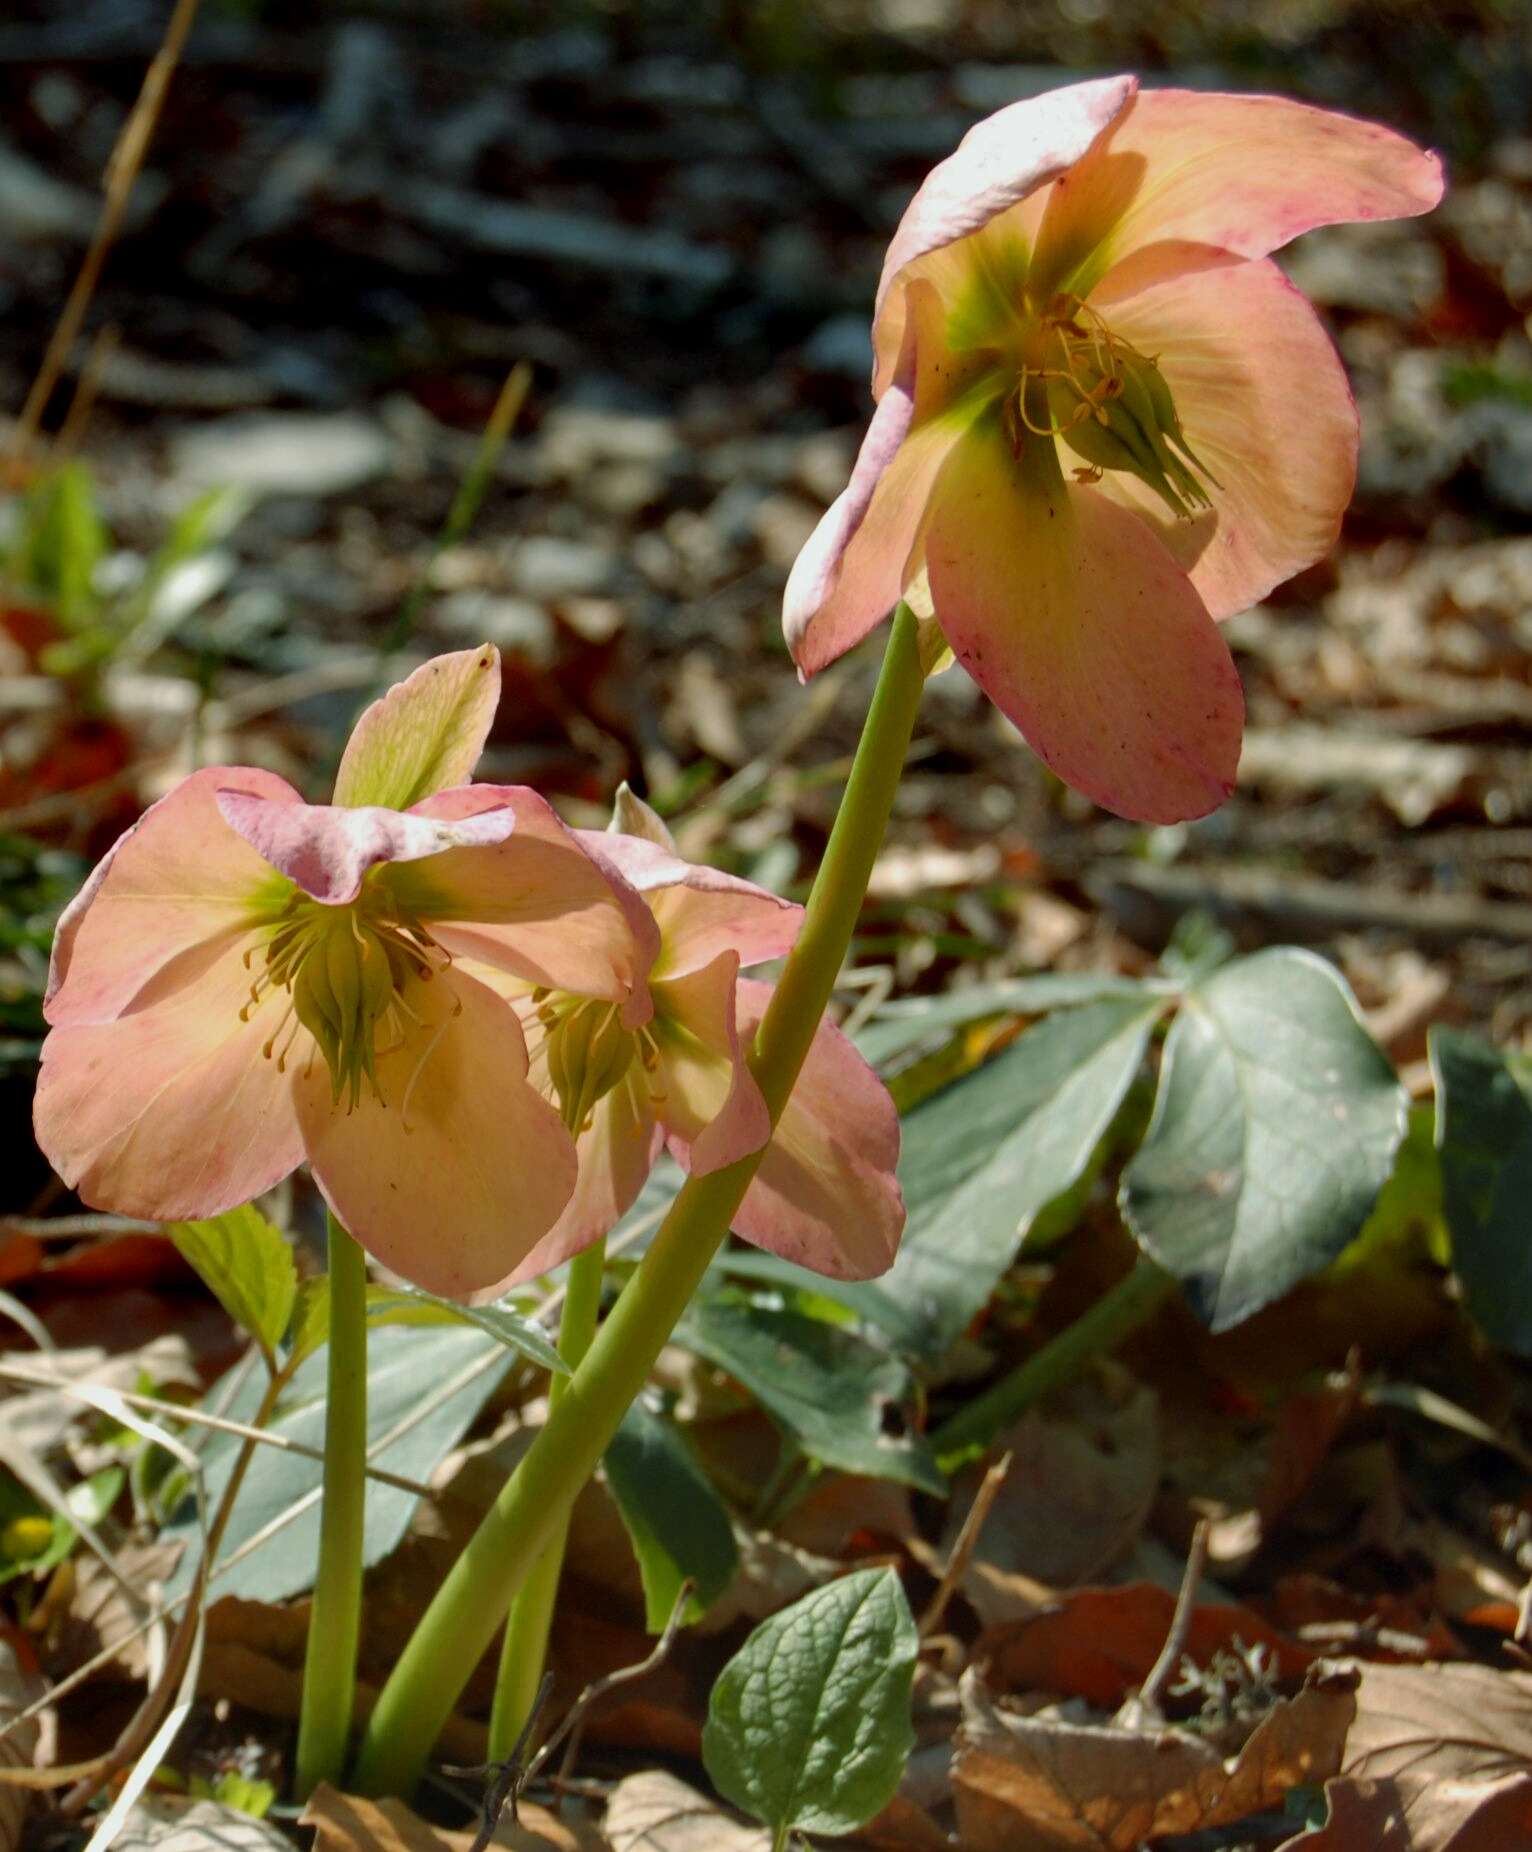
(113, 1796, 293, 1852)
(0, 1641, 45, 1852)
(602, 1770, 769, 1852)
(979, 1583, 1314, 1709)
(1281, 1771, 1532, 1850)
(943, 1372, 1158, 1625)
(303, 1782, 601, 1852)
(953, 1662, 1356, 1851)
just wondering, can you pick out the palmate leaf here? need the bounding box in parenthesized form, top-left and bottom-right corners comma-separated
(1122, 948, 1406, 1331)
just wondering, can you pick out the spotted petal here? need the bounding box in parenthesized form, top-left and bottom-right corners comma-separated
(924, 415, 1243, 823)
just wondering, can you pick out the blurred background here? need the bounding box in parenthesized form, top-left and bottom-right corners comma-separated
(3, 0, 1532, 1206)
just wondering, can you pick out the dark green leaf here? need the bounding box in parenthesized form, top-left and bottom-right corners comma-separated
(702, 1566, 917, 1836)
(1123, 948, 1406, 1331)
(169, 1207, 297, 1368)
(604, 1401, 738, 1630)
(1431, 1026, 1532, 1354)
(363, 1288, 566, 1376)
(856, 973, 1151, 1069)
(678, 1296, 943, 1494)
(843, 996, 1165, 1361)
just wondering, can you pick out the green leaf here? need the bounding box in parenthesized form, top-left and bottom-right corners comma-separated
(604, 1401, 739, 1630)
(1122, 948, 1407, 1331)
(364, 1287, 567, 1376)
(702, 1566, 917, 1837)
(169, 1206, 298, 1369)
(163, 1324, 510, 1603)
(1430, 1027, 1532, 1354)
(677, 1296, 943, 1493)
(332, 645, 501, 809)
(12, 461, 107, 629)
(843, 995, 1165, 1361)
(856, 973, 1151, 1069)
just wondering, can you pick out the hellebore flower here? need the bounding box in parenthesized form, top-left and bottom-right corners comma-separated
(466, 787, 903, 1293)
(784, 78, 1444, 822)
(34, 647, 654, 1298)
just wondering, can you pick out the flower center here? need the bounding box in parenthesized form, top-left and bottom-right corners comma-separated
(533, 992, 664, 1134)
(1001, 293, 1219, 518)
(241, 883, 450, 1110)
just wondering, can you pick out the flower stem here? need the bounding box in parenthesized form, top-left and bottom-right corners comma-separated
(930, 1255, 1176, 1470)
(488, 1236, 606, 1759)
(351, 601, 926, 1797)
(294, 1211, 369, 1799)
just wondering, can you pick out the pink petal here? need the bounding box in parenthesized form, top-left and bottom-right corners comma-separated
(785, 277, 996, 678)
(1031, 87, 1444, 301)
(481, 1077, 665, 1296)
(1091, 255, 1359, 619)
(332, 645, 502, 810)
(872, 75, 1137, 392)
(730, 979, 903, 1281)
(216, 791, 518, 907)
(577, 830, 802, 980)
(34, 931, 305, 1220)
(299, 968, 578, 1299)
(400, 786, 659, 1023)
(655, 954, 771, 1175)
(47, 766, 301, 1028)
(924, 421, 1243, 823)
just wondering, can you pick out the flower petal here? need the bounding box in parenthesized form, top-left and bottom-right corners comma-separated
(482, 1076, 665, 1295)
(578, 831, 802, 980)
(299, 968, 578, 1299)
(34, 930, 305, 1219)
(785, 277, 997, 678)
(1031, 86, 1444, 301)
(872, 74, 1137, 392)
(730, 980, 903, 1281)
(216, 791, 518, 907)
(1090, 255, 1359, 619)
(924, 417, 1243, 823)
(332, 645, 502, 811)
(47, 766, 300, 1027)
(397, 786, 659, 1021)
(655, 954, 770, 1175)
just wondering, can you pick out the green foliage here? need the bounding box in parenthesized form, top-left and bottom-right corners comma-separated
(846, 993, 1166, 1361)
(604, 1400, 739, 1630)
(286, 1276, 565, 1377)
(1430, 1026, 1532, 1355)
(1122, 948, 1407, 1330)
(0, 834, 85, 1072)
(169, 1206, 298, 1372)
(702, 1566, 917, 1840)
(0, 1467, 123, 1586)
(678, 1295, 943, 1493)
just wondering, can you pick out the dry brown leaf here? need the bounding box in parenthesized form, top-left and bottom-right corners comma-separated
(1280, 1772, 1532, 1851)
(49, 1540, 182, 1683)
(943, 1373, 1158, 1626)
(952, 1663, 1355, 1852)
(113, 1795, 293, 1852)
(602, 1770, 769, 1852)
(303, 1782, 601, 1852)
(979, 1583, 1314, 1710)
(0, 1641, 46, 1852)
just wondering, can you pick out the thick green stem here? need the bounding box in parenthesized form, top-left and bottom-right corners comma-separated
(351, 602, 925, 1797)
(488, 1237, 606, 1758)
(294, 1212, 369, 1799)
(931, 1255, 1177, 1469)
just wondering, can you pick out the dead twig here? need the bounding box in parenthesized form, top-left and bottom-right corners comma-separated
(919, 1451, 1011, 1640)
(441, 1671, 554, 1846)
(1125, 1519, 1211, 1730)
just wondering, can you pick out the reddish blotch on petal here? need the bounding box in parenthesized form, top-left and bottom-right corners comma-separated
(924, 420, 1244, 824)
(216, 790, 518, 907)
(730, 979, 904, 1281)
(47, 765, 299, 1026)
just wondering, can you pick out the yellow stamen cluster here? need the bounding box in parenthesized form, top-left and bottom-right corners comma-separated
(1004, 294, 1220, 517)
(241, 885, 450, 1110)
(533, 992, 665, 1135)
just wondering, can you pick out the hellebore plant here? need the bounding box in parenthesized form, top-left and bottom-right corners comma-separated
(784, 77, 1444, 822)
(30, 77, 1445, 1810)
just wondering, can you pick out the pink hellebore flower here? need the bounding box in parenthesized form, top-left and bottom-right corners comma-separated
(469, 787, 903, 1295)
(33, 648, 654, 1299)
(785, 78, 1444, 823)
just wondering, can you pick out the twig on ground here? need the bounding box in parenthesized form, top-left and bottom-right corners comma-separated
(1124, 1519, 1212, 1730)
(919, 1451, 1012, 1640)
(441, 1671, 554, 1845)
